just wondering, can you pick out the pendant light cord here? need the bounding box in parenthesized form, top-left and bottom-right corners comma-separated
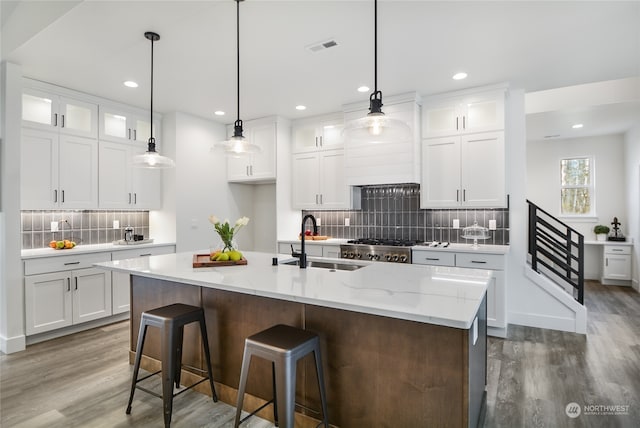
(374, 0, 377, 94)
(150, 36, 154, 143)
(236, 0, 240, 123)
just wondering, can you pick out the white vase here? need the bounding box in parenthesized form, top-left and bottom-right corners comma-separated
(596, 234, 607, 242)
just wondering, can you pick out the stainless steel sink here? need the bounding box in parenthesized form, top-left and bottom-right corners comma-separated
(281, 259, 364, 271)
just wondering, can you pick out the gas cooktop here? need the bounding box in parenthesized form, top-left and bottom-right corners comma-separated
(346, 238, 420, 247)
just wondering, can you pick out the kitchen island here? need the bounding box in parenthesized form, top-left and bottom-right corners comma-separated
(95, 251, 490, 427)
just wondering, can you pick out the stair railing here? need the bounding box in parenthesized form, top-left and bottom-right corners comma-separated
(527, 200, 584, 304)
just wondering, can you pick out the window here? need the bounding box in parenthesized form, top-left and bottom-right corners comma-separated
(560, 157, 594, 216)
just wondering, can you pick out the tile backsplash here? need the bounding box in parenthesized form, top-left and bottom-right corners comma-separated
(21, 210, 149, 249)
(303, 184, 509, 245)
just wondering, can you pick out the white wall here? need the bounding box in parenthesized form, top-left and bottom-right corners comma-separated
(624, 126, 640, 290)
(169, 112, 255, 253)
(0, 62, 26, 353)
(527, 134, 627, 279)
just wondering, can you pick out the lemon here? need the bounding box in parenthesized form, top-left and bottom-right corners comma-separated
(216, 252, 230, 261)
(56, 241, 64, 249)
(228, 250, 242, 261)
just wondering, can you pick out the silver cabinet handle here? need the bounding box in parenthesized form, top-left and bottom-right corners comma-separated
(54, 113, 58, 127)
(75, 277, 78, 290)
(425, 258, 440, 261)
(315, 194, 319, 204)
(250, 165, 253, 176)
(463, 116, 466, 129)
(54, 189, 58, 203)
(612, 249, 623, 252)
(320, 194, 323, 204)
(61, 190, 65, 203)
(471, 260, 487, 264)
(128, 128, 131, 139)
(128, 193, 132, 204)
(139, 253, 152, 257)
(463, 189, 466, 201)
(315, 136, 318, 147)
(456, 117, 458, 130)
(67, 278, 70, 292)
(134, 193, 137, 204)
(606, 258, 608, 267)
(133, 129, 137, 140)
(319, 136, 323, 147)
(61, 114, 65, 128)
(64, 261, 80, 265)
(456, 189, 459, 202)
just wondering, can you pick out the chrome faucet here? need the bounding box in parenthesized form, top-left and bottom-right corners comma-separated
(300, 214, 318, 269)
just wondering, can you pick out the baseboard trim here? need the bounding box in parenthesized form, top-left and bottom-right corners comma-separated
(508, 311, 583, 334)
(26, 313, 130, 346)
(0, 333, 26, 354)
(487, 326, 507, 338)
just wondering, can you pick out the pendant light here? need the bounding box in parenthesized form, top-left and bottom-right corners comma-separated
(342, 0, 410, 143)
(132, 31, 175, 169)
(215, 0, 261, 156)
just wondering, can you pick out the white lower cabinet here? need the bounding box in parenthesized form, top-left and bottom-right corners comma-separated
(25, 267, 112, 335)
(602, 244, 632, 284)
(412, 249, 506, 336)
(110, 245, 176, 314)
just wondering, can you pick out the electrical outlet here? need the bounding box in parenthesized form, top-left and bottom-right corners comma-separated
(316, 217, 321, 226)
(113, 220, 120, 229)
(191, 219, 198, 229)
(489, 219, 497, 230)
(452, 219, 460, 229)
(344, 218, 350, 226)
(50, 221, 58, 232)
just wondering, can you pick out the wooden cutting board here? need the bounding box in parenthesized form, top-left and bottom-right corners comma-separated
(192, 254, 248, 268)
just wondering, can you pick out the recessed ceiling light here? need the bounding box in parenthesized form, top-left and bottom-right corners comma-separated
(214, 111, 225, 116)
(572, 124, 584, 129)
(123, 81, 138, 88)
(357, 86, 370, 93)
(295, 105, 307, 111)
(452, 72, 468, 80)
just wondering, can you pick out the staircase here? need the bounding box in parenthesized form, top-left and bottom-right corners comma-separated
(526, 200, 587, 334)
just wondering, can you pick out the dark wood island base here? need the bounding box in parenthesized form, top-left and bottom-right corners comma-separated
(130, 275, 487, 427)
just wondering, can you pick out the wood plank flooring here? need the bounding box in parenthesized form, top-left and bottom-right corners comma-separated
(1, 280, 639, 427)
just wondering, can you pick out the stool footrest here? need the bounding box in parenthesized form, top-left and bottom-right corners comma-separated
(135, 370, 162, 383)
(239, 399, 275, 425)
(136, 385, 162, 399)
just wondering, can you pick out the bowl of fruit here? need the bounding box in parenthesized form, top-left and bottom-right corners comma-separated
(49, 239, 76, 250)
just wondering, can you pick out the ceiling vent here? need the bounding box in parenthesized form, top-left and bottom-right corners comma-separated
(306, 38, 339, 53)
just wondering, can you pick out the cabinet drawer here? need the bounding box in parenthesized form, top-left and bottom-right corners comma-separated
(24, 252, 111, 275)
(412, 250, 455, 267)
(604, 245, 631, 255)
(111, 245, 176, 260)
(456, 253, 504, 270)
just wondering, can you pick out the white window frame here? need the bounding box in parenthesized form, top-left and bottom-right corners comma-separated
(558, 156, 596, 220)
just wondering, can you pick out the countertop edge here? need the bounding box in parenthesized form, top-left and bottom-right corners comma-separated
(22, 242, 177, 259)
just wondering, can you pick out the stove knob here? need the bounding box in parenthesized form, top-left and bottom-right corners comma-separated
(399, 255, 408, 263)
(348, 252, 355, 259)
(356, 253, 362, 259)
(373, 254, 380, 261)
(367, 254, 374, 260)
(342, 251, 349, 258)
(392, 254, 399, 262)
(385, 254, 392, 262)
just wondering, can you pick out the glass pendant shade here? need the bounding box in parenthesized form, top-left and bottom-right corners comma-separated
(342, 111, 411, 143)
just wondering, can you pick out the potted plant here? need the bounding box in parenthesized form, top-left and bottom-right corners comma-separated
(594, 225, 610, 241)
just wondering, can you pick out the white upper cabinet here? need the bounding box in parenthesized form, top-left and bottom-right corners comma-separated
(421, 131, 505, 208)
(98, 141, 161, 209)
(99, 104, 157, 145)
(227, 117, 279, 183)
(342, 93, 421, 186)
(22, 87, 98, 138)
(21, 129, 98, 210)
(422, 89, 505, 138)
(292, 114, 344, 153)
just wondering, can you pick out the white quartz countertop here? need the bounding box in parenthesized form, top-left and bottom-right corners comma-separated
(22, 242, 176, 259)
(413, 243, 510, 255)
(94, 250, 490, 330)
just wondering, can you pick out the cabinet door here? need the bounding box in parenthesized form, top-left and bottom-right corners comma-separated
(227, 155, 251, 181)
(59, 97, 98, 138)
(130, 145, 162, 209)
(604, 254, 631, 280)
(100, 107, 131, 143)
(420, 136, 461, 208)
(111, 271, 131, 314)
(21, 129, 59, 210)
(248, 123, 276, 180)
(25, 272, 73, 335)
(318, 121, 344, 149)
(73, 268, 112, 324)
(422, 102, 460, 138)
(292, 124, 319, 153)
(461, 132, 505, 208)
(292, 153, 320, 209)
(98, 141, 132, 208)
(319, 150, 347, 209)
(22, 89, 60, 131)
(462, 93, 504, 134)
(58, 135, 99, 209)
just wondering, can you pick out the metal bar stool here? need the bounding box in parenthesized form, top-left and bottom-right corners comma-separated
(234, 324, 328, 428)
(126, 303, 218, 428)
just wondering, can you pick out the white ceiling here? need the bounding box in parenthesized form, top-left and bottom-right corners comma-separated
(2, 0, 640, 136)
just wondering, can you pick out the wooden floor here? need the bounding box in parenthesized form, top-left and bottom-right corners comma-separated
(1, 280, 639, 427)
